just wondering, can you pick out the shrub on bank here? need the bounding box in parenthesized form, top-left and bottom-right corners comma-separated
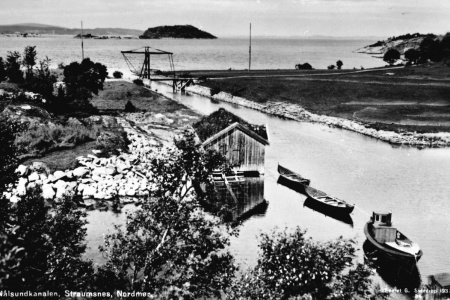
(133, 78, 144, 86)
(295, 63, 313, 70)
(210, 87, 221, 96)
(124, 100, 137, 112)
(15, 122, 102, 157)
(113, 71, 123, 79)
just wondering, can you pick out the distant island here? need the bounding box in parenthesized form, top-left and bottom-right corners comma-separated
(355, 33, 440, 55)
(139, 25, 217, 39)
(0, 23, 143, 36)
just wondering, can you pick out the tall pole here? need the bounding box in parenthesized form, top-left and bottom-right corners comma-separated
(249, 23, 251, 71)
(81, 21, 85, 60)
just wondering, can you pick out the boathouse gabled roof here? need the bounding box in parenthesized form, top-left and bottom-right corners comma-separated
(193, 108, 269, 146)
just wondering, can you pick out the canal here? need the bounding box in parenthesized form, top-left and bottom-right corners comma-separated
(86, 81, 450, 297)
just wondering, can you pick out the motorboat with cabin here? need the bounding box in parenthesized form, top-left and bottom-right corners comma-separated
(364, 211, 422, 268)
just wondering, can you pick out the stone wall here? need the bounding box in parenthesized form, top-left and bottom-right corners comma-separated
(186, 84, 450, 147)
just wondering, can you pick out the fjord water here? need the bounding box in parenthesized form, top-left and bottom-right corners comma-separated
(0, 35, 382, 70)
(2, 36, 449, 295)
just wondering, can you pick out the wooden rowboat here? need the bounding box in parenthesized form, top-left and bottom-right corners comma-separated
(277, 164, 310, 187)
(303, 185, 354, 214)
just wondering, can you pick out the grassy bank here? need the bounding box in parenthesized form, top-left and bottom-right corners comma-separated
(21, 80, 200, 171)
(195, 64, 450, 133)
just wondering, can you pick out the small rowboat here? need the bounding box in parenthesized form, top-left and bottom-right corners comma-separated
(303, 197, 353, 227)
(277, 164, 310, 186)
(304, 185, 354, 214)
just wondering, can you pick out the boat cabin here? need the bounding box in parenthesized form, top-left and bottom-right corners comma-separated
(193, 108, 269, 175)
(371, 211, 397, 243)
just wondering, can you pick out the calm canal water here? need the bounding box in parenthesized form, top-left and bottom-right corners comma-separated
(85, 81, 450, 298)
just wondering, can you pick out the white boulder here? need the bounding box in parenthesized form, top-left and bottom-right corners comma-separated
(73, 167, 89, 178)
(16, 178, 28, 196)
(42, 184, 56, 200)
(16, 165, 29, 177)
(28, 172, 40, 182)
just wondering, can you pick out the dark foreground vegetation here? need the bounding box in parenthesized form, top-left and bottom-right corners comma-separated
(0, 46, 393, 299)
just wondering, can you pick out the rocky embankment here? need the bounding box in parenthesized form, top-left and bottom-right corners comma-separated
(186, 85, 450, 147)
(4, 114, 177, 206)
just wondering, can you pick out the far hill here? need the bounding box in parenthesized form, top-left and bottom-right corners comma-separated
(0, 23, 143, 36)
(355, 33, 440, 55)
(139, 25, 217, 39)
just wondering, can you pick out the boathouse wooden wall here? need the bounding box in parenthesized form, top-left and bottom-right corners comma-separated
(207, 127, 266, 174)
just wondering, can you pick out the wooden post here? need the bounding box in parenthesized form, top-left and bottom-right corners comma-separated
(81, 21, 84, 60)
(249, 23, 251, 71)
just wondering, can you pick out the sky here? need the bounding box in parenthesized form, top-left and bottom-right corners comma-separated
(0, 0, 449, 38)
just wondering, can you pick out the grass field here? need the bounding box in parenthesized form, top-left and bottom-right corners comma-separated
(92, 81, 193, 114)
(196, 63, 450, 133)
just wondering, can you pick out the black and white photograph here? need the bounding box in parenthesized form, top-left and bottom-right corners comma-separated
(1, 0, 449, 299)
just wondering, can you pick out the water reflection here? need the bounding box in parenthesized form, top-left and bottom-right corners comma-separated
(202, 176, 267, 223)
(276, 174, 308, 195)
(363, 240, 422, 297)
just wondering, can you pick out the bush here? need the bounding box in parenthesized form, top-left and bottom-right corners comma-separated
(419, 37, 442, 62)
(112, 71, 123, 79)
(295, 63, 313, 70)
(133, 78, 143, 86)
(210, 87, 221, 96)
(124, 100, 137, 112)
(404, 48, 420, 64)
(224, 227, 390, 300)
(57, 62, 65, 69)
(383, 48, 401, 65)
(15, 122, 102, 157)
(328, 64, 336, 70)
(0, 57, 6, 82)
(3, 188, 94, 292)
(26, 56, 57, 102)
(441, 32, 450, 61)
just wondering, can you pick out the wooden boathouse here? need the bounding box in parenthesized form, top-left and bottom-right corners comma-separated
(193, 108, 269, 175)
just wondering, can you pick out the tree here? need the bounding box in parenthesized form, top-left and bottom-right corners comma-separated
(99, 130, 236, 298)
(0, 57, 6, 82)
(63, 58, 107, 112)
(336, 60, 343, 70)
(0, 117, 24, 231)
(225, 227, 390, 300)
(404, 48, 420, 64)
(440, 32, 450, 61)
(383, 49, 401, 65)
(420, 36, 442, 62)
(5, 51, 24, 83)
(328, 64, 335, 70)
(23, 46, 37, 81)
(4, 189, 94, 293)
(28, 56, 57, 102)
